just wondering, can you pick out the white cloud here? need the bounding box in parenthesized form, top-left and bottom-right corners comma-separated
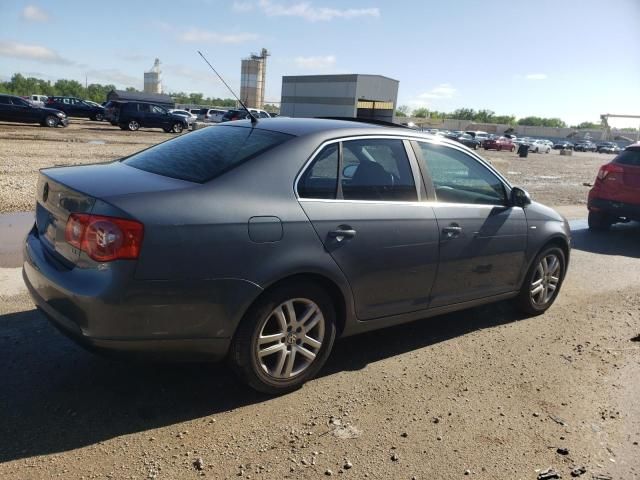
(178, 27, 259, 43)
(257, 0, 379, 21)
(86, 69, 140, 88)
(418, 83, 456, 100)
(21, 5, 50, 22)
(525, 73, 547, 80)
(0, 41, 72, 64)
(294, 55, 336, 70)
(232, 1, 254, 12)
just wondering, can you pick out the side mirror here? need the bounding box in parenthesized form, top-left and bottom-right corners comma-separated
(343, 165, 357, 179)
(510, 186, 531, 207)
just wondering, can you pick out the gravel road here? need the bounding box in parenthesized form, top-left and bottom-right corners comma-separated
(0, 119, 638, 479)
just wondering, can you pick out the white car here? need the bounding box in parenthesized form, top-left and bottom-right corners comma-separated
(529, 140, 551, 153)
(170, 109, 197, 126)
(29, 94, 48, 106)
(198, 108, 229, 123)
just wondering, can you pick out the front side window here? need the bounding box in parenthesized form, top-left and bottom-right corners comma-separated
(418, 142, 506, 205)
(298, 144, 338, 199)
(341, 139, 417, 202)
(123, 125, 293, 183)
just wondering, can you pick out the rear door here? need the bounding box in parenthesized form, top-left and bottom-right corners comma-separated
(298, 137, 440, 320)
(415, 141, 527, 307)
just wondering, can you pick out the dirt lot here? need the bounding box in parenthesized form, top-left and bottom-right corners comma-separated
(0, 118, 611, 214)
(0, 119, 639, 479)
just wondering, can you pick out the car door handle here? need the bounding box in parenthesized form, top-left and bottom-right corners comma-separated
(328, 227, 356, 241)
(442, 225, 462, 238)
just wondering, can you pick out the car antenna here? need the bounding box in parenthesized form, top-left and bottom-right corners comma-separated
(197, 50, 258, 126)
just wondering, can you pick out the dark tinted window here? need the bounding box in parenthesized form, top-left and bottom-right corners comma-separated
(298, 144, 338, 199)
(123, 125, 294, 183)
(615, 149, 640, 166)
(419, 142, 506, 205)
(11, 97, 30, 107)
(0, 96, 10, 105)
(342, 139, 417, 202)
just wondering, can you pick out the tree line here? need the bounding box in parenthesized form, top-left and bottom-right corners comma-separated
(0, 73, 238, 107)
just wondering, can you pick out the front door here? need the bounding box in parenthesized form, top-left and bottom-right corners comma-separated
(298, 138, 440, 320)
(414, 141, 527, 307)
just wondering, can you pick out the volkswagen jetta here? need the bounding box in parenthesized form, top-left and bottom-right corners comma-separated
(23, 118, 571, 393)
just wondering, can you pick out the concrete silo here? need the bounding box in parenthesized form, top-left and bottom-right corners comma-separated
(240, 48, 269, 109)
(144, 58, 162, 94)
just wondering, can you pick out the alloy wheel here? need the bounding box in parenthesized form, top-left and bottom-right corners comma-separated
(128, 120, 139, 131)
(45, 115, 57, 127)
(530, 254, 561, 306)
(256, 298, 325, 379)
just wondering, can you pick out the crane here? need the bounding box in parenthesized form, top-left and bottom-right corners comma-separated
(600, 114, 640, 142)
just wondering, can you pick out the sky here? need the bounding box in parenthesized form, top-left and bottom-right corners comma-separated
(0, 0, 639, 127)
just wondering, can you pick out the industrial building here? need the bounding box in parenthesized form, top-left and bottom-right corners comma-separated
(240, 48, 269, 109)
(280, 74, 399, 121)
(144, 58, 162, 94)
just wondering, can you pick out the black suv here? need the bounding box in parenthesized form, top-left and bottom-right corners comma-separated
(104, 101, 188, 133)
(46, 96, 105, 121)
(0, 94, 68, 127)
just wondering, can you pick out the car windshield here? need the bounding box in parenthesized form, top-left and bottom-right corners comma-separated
(123, 125, 294, 183)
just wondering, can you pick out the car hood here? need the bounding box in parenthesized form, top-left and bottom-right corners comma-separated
(39, 106, 66, 115)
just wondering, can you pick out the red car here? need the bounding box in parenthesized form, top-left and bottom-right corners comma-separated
(587, 142, 640, 230)
(483, 136, 515, 152)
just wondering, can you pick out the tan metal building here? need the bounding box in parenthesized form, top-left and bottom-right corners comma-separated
(240, 48, 269, 109)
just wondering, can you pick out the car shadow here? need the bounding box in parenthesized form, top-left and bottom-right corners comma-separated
(570, 219, 640, 258)
(0, 300, 524, 463)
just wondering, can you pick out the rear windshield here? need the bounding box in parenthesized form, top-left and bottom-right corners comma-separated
(123, 125, 294, 183)
(614, 149, 640, 166)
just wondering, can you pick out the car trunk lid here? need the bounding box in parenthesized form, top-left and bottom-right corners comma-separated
(35, 162, 195, 265)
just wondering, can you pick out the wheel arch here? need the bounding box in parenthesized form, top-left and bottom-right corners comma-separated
(242, 272, 349, 338)
(521, 234, 571, 288)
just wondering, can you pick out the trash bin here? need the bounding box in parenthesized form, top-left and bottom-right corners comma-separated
(518, 144, 529, 158)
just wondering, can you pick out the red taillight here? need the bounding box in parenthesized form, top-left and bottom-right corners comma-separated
(596, 163, 624, 181)
(65, 214, 144, 262)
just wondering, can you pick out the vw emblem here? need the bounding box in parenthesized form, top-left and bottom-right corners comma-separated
(42, 182, 49, 202)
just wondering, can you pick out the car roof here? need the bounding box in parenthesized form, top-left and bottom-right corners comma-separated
(222, 117, 474, 149)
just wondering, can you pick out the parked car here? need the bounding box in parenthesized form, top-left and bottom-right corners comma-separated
(28, 94, 49, 107)
(587, 143, 640, 230)
(465, 130, 489, 146)
(169, 109, 197, 127)
(574, 141, 597, 152)
(454, 133, 481, 150)
(23, 118, 571, 393)
(46, 96, 105, 121)
(103, 101, 188, 133)
(597, 142, 620, 154)
(221, 109, 250, 122)
(553, 141, 574, 150)
(483, 136, 515, 152)
(529, 140, 551, 153)
(0, 94, 68, 127)
(198, 108, 228, 123)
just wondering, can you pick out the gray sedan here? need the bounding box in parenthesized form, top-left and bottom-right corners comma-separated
(23, 118, 570, 393)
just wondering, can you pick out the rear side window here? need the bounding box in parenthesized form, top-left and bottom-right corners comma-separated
(298, 144, 338, 199)
(614, 149, 640, 166)
(123, 126, 294, 183)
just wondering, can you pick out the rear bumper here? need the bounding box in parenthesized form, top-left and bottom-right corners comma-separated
(23, 229, 262, 360)
(588, 196, 640, 220)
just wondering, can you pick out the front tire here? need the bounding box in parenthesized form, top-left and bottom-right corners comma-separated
(230, 281, 336, 394)
(588, 211, 613, 231)
(44, 115, 58, 128)
(171, 122, 184, 133)
(94, 113, 104, 121)
(516, 246, 566, 316)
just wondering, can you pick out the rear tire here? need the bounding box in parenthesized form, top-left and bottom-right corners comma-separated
(127, 119, 140, 131)
(516, 246, 566, 316)
(230, 281, 336, 395)
(588, 211, 613, 231)
(95, 113, 104, 121)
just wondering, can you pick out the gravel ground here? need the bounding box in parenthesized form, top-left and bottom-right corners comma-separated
(0, 118, 638, 479)
(0, 118, 613, 214)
